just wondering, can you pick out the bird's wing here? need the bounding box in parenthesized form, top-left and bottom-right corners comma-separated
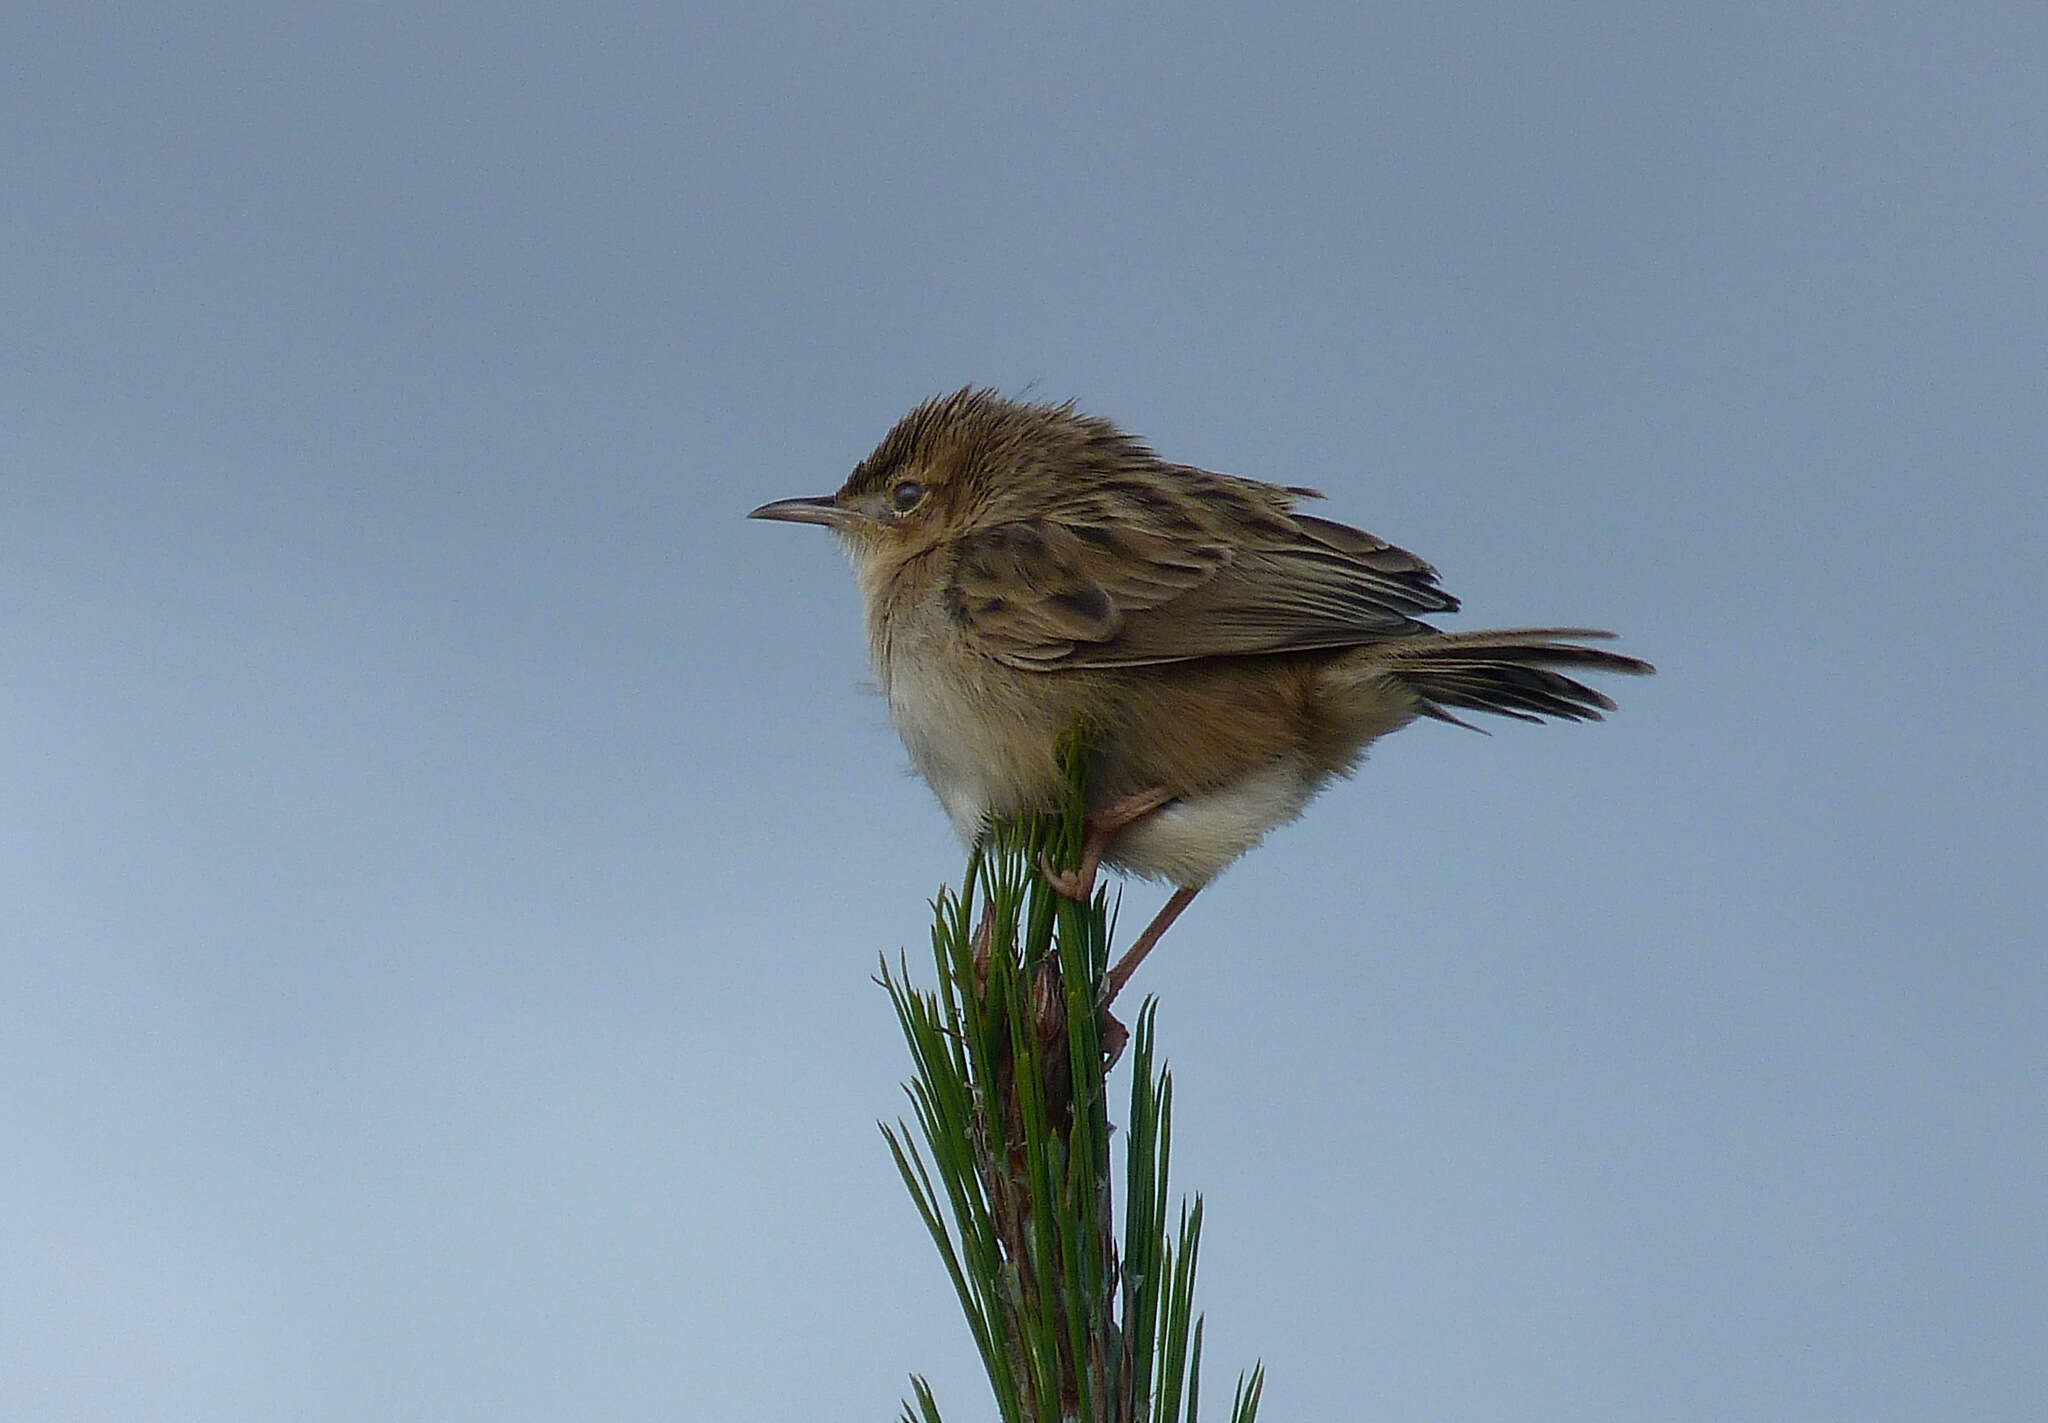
(945, 497, 1460, 671)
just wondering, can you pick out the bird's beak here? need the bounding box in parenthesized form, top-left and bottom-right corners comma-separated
(747, 494, 856, 530)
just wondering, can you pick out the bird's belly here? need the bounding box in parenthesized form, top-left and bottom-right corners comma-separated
(907, 740, 997, 848)
(881, 647, 1062, 847)
(1106, 757, 1319, 887)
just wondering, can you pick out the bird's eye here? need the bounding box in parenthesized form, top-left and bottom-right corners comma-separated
(890, 481, 927, 512)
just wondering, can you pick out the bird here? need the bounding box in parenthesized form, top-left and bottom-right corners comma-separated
(750, 388, 1651, 1001)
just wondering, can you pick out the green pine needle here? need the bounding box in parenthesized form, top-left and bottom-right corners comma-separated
(879, 736, 1263, 1422)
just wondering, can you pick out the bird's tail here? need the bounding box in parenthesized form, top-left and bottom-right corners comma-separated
(1352, 628, 1654, 728)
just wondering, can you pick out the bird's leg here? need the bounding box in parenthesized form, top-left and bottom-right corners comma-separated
(1033, 783, 1185, 1067)
(1103, 884, 1203, 1005)
(1097, 885, 1195, 1065)
(1039, 784, 1178, 901)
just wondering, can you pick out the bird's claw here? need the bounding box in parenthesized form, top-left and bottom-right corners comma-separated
(1038, 850, 1095, 901)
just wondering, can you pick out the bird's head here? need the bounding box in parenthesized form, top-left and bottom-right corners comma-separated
(748, 388, 1147, 579)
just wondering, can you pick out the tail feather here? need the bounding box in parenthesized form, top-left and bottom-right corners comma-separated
(1371, 628, 1653, 728)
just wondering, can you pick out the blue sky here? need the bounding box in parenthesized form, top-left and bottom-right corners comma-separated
(4, 4, 2043, 1419)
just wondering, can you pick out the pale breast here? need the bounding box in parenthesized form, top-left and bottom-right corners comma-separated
(873, 606, 1068, 847)
(882, 645, 1003, 844)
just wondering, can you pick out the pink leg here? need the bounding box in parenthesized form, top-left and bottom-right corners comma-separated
(1103, 884, 1202, 1004)
(1040, 785, 1178, 901)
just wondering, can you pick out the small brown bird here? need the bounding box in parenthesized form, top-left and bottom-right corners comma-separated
(751, 389, 1651, 999)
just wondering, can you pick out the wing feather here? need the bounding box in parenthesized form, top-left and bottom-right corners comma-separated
(944, 486, 1461, 670)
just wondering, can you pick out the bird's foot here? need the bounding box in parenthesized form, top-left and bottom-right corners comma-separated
(1038, 852, 1097, 901)
(1037, 784, 1179, 902)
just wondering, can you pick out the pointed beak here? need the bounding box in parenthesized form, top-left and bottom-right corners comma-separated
(747, 494, 855, 530)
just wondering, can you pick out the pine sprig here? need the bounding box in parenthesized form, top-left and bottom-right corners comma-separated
(878, 741, 1264, 1422)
